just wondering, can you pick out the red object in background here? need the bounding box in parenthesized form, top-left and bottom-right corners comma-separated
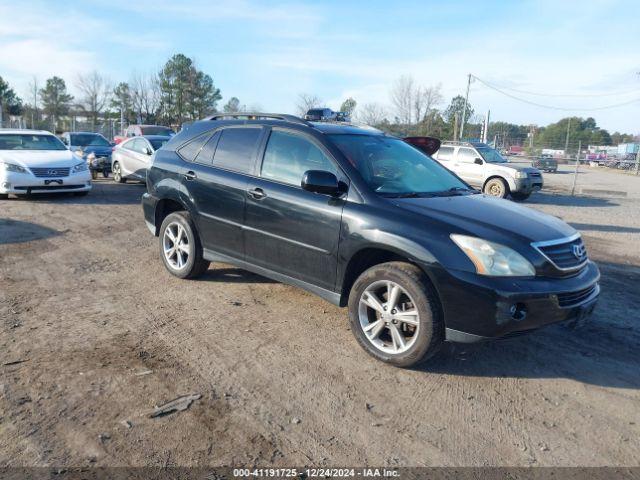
(403, 136, 442, 156)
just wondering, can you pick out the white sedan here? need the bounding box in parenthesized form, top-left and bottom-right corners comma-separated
(0, 129, 92, 199)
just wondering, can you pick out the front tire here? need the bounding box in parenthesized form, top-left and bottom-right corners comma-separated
(91, 170, 98, 180)
(159, 211, 210, 279)
(348, 262, 443, 368)
(112, 162, 126, 183)
(0, 193, 8, 200)
(483, 177, 509, 198)
(511, 192, 531, 201)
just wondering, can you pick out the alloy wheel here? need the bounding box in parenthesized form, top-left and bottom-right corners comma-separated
(113, 163, 122, 182)
(358, 280, 420, 354)
(163, 222, 190, 270)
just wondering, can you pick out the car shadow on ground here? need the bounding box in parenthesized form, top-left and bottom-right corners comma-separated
(419, 260, 640, 389)
(5, 180, 145, 206)
(197, 266, 277, 284)
(0, 219, 61, 245)
(527, 191, 618, 207)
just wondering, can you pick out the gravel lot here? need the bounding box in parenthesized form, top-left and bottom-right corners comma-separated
(1, 174, 639, 468)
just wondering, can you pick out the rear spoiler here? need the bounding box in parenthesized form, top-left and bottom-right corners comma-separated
(403, 136, 441, 156)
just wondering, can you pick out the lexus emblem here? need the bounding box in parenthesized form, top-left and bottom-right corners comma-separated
(47, 170, 57, 176)
(572, 243, 586, 260)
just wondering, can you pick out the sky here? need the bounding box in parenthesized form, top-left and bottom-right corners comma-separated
(1, 0, 639, 133)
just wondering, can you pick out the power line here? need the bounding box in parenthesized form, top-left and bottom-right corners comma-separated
(472, 76, 640, 111)
(473, 77, 640, 98)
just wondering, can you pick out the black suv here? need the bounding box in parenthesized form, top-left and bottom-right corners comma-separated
(142, 113, 600, 367)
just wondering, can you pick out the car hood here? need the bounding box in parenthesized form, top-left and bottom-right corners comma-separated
(492, 163, 539, 173)
(0, 150, 80, 168)
(71, 146, 112, 155)
(393, 193, 575, 244)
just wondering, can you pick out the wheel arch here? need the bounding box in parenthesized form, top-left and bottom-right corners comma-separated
(153, 196, 193, 236)
(338, 244, 440, 307)
(483, 174, 514, 193)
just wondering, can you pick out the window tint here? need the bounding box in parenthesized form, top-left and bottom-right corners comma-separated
(177, 132, 211, 162)
(131, 139, 148, 154)
(436, 146, 455, 161)
(212, 127, 262, 174)
(457, 147, 478, 163)
(122, 138, 138, 151)
(261, 130, 336, 186)
(194, 131, 221, 165)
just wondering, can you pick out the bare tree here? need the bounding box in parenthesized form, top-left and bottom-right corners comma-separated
(27, 76, 39, 128)
(296, 93, 323, 117)
(131, 72, 160, 123)
(357, 102, 388, 126)
(390, 75, 414, 125)
(415, 83, 443, 129)
(75, 71, 111, 128)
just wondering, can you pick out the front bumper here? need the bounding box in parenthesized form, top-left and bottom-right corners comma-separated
(429, 261, 600, 342)
(514, 176, 543, 194)
(0, 170, 92, 194)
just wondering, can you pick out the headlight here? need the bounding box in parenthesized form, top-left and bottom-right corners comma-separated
(451, 234, 535, 277)
(72, 161, 89, 173)
(515, 171, 528, 179)
(1, 162, 27, 173)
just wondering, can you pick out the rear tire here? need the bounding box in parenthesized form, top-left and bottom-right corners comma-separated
(348, 262, 443, 368)
(112, 162, 126, 183)
(159, 211, 210, 279)
(511, 192, 531, 201)
(483, 177, 509, 198)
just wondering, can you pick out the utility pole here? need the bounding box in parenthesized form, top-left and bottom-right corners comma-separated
(564, 117, 571, 157)
(459, 73, 472, 140)
(453, 113, 459, 141)
(571, 140, 581, 196)
(635, 146, 640, 176)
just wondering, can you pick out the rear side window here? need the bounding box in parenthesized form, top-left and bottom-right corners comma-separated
(436, 146, 455, 161)
(457, 147, 478, 163)
(178, 132, 211, 162)
(261, 130, 336, 186)
(212, 127, 262, 174)
(194, 131, 221, 165)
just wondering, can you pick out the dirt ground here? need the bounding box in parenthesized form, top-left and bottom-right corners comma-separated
(1, 180, 639, 468)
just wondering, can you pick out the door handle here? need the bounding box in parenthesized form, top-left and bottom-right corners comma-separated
(184, 170, 197, 180)
(247, 187, 266, 200)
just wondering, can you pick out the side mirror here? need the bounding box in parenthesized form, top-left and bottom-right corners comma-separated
(301, 170, 341, 196)
(474, 158, 484, 165)
(144, 147, 153, 156)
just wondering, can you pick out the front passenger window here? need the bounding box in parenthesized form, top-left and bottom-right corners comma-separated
(457, 148, 478, 163)
(261, 130, 336, 187)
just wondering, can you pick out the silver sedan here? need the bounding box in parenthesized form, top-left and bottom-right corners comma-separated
(111, 135, 170, 183)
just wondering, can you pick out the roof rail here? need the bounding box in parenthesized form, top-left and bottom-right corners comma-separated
(203, 112, 310, 125)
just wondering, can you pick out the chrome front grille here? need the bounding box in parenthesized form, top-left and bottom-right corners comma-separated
(533, 234, 588, 272)
(30, 167, 70, 178)
(557, 283, 599, 308)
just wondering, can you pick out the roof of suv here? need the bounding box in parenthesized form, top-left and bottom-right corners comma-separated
(0, 129, 52, 135)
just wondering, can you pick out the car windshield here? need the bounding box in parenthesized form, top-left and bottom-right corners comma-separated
(149, 138, 169, 150)
(329, 134, 472, 197)
(141, 126, 174, 136)
(0, 134, 67, 151)
(477, 147, 507, 163)
(70, 133, 110, 147)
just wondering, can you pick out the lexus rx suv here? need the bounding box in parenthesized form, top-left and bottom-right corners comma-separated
(141, 114, 599, 367)
(433, 141, 543, 201)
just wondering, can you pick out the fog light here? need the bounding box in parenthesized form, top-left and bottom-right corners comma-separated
(510, 303, 527, 321)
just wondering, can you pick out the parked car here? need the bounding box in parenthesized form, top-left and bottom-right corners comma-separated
(0, 129, 91, 198)
(61, 131, 113, 179)
(531, 153, 558, 173)
(430, 141, 543, 201)
(140, 113, 599, 368)
(111, 135, 170, 183)
(113, 125, 175, 144)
